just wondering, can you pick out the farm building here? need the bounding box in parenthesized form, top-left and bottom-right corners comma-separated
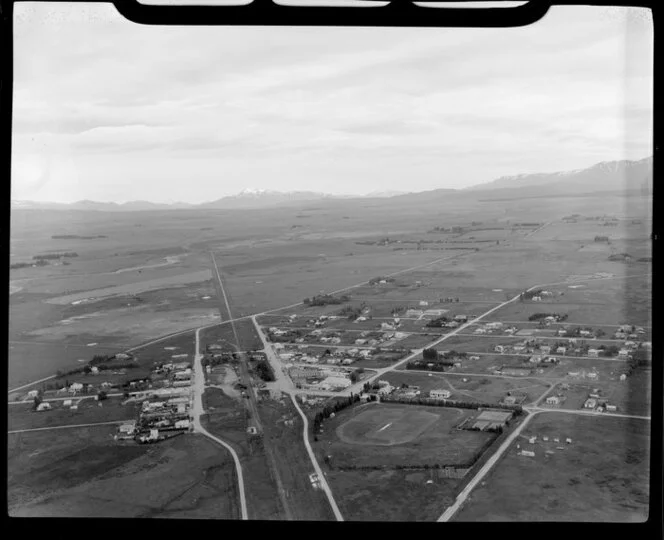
(556, 346, 567, 355)
(546, 396, 560, 406)
(36, 402, 52, 412)
(27, 390, 39, 398)
(588, 349, 600, 357)
(430, 389, 451, 399)
(520, 450, 535, 457)
(454, 315, 469, 322)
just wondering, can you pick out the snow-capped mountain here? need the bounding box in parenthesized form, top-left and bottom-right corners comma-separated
(465, 157, 652, 193)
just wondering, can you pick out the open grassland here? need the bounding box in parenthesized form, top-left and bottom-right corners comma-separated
(454, 413, 650, 522)
(8, 342, 121, 390)
(45, 270, 213, 305)
(324, 468, 463, 521)
(202, 387, 285, 520)
(129, 330, 196, 367)
(201, 320, 264, 352)
(9, 427, 239, 518)
(8, 397, 139, 432)
(312, 402, 493, 469)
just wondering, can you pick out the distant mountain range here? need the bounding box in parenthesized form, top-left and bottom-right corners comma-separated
(11, 157, 651, 211)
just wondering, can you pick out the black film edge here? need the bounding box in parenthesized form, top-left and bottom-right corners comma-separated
(110, 0, 552, 28)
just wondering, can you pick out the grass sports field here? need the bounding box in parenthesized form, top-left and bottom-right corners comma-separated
(315, 402, 494, 469)
(337, 407, 441, 446)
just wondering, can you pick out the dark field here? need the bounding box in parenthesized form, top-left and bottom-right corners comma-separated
(8, 426, 239, 518)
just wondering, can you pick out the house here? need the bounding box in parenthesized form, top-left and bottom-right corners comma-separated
(27, 390, 39, 398)
(606, 404, 617, 412)
(63, 399, 72, 407)
(175, 419, 190, 429)
(503, 395, 517, 405)
(520, 450, 535, 457)
(532, 296, 542, 302)
(36, 402, 52, 412)
(544, 316, 557, 323)
(546, 396, 560, 406)
(419, 300, 429, 307)
(495, 345, 505, 353)
(101, 381, 113, 388)
(118, 422, 136, 435)
(619, 373, 627, 381)
(566, 438, 572, 444)
(381, 322, 396, 331)
(430, 389, 451, 399)
(587, 372, 598, 380)
(475, 328, 487, 335)
(579, 330, 593, 337)
(618, 349, 630, 359)
(454, 315, 468, 322)
(540, 345, 551, 354)
(446, 321, 460, 328)
(588, 349, 600, 357)
(406, 309, 424, 318)
(469, 355, 480, 361)
(486, 322, 504, 330)
(90, 366, 99, 374)
(583, 398, 597, 409)
(642, 342, 652, 350)
(116, 353, 131, 360)
(556, 346, 567, 355)
(355, 339, 367, 345)
(557, 329, 567, 336)
(342, 358, 354, 365)
(528, 355, 543, 364)
(513, 345, 526, 353)
(69, 382, 83, 393)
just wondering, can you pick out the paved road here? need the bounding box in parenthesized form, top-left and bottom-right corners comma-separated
(8, 375, 57, 395)
(192, 327, 248, 520)
(289, 392, 344, 521)
(437, 411, 541, 522)
(8, 419, 127, 434)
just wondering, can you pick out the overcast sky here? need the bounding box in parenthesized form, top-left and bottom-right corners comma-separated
(12, 3, 653, 204)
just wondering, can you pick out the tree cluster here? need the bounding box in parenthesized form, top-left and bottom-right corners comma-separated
(312, 394, 361, 433)
(303, 294, 350, 306)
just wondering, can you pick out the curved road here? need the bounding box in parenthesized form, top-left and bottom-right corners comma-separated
(192, 327, 248, 520)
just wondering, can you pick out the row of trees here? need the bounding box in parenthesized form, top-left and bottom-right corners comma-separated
(528, 313, 568, 322)
(380, 394, 523, 414)
(303, 294, 351, 306)
(311, 394, 361, 434)
(32, 252, 79, 260)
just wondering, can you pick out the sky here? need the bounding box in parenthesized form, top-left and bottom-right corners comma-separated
(12, 3, 653, 204)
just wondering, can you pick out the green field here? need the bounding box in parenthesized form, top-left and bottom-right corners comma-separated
(455, 413, 650, 522)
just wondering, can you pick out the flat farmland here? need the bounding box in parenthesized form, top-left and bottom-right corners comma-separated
(313, 402, 493, 468)
(386, 370, 550, 404)
(45, 270, 214, 305)
(201, 320, 264, 352)
(454, 413, 650, 522)
(9, 427, 239, 518)
(128, 330, 196, 368)
(218, 247, 455, 318)
(8, 397, 140, 432)
(8, 342, 121, 390)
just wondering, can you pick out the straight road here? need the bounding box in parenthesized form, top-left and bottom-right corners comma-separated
(437, 411, 540, 522)
(289, 392, 344, 521)
(8, 419, 127, 435)
(192, 327, 248, 520)
(210, 251, 292, 520)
